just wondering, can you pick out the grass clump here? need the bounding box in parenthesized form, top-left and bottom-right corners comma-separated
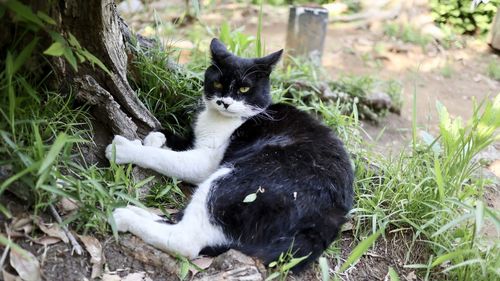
(128, 44, 204, 135)
(384, 23, 432, 47)
(349, 94, 500, 280)
(429, 0, 500, 35)
(441, 62, 454, 78)
(486, 60, 500, 81)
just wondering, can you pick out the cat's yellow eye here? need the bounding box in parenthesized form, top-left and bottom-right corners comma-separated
(239, 87, 250, 93)
(213, 82, 223, 89)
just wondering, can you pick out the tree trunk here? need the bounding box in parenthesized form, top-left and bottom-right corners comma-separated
(490, 10, 500, 50)
(30, 0, 162, 164)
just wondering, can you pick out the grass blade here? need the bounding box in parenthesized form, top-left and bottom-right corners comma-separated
(340, 228, 383, 272)
(387, 267, 400, 281)
(319, 257, 330, 281)
(432, 212, 474, 237)
(37, 133, 66, 174)
(13, 37, 39, 74)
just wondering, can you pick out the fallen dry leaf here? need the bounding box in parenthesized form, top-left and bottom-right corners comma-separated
(9, 217, 33, 234)
(2, 269, 23, 281)
(102, 273, 121, 281)
(190, 256, 214, 277)
(58, 197, 80, 213)
(341, 221, 354, 232)
(33, 218, 69, 244)
(406, 271, 417, 281)
(33, 236, 62, 246)
(78, 235, 105, 279)
(9, 249, 42, 281)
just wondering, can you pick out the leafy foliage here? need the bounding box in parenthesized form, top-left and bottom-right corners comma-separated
(429, 0, 500, 35)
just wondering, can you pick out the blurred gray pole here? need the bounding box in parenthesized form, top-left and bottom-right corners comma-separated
(490, 10, 500, 50)
(285, 6, 329, 65)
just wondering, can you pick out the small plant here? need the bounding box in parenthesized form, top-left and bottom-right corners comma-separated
(384, 23, 432, 47)
(429, 0, 500, 35)
(441, 62, 454, 78)
(266, 247, 310, 281)
(487, 60, 500, 80)
(218, 22, 259, 57)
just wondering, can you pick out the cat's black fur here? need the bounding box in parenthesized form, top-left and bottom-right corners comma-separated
(164, 39, 354, 271)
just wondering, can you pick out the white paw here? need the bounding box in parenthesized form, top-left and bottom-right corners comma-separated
(112, 207, 138, 232)
(125, 205, 163, 221)
(105, 135, 142, 164)
(143, 132, 166, 148)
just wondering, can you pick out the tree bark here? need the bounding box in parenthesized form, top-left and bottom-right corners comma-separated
(490, 10, 500, 50)
(46, 0, 161, 163)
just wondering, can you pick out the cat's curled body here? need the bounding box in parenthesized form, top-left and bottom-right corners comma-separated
(107, 39, 353, 271)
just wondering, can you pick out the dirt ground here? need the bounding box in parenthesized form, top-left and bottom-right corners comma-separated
(1, 1, 499, 281)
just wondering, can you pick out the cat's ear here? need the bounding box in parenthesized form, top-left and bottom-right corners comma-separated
(210, 38, 231, 62)
(254, 49, 283, 70)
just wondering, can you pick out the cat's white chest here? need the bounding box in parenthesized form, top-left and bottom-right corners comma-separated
(193, 108, 244, 150)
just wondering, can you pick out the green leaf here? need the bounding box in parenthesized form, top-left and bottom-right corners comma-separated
(67, 33, 81, 49)
(79, 49, 111, 75)
(0, 234, 30, 257)
(319, 257, 330, 281)
(12, 37, 39, 74)
(282, 254, 309, 271)
(6, 0, 44, 27)
(19, 76, 40, 103)
(179, 258, 190, 280)
(441, 259, 484, 273)
(432, 212, 474, 237)
(434, 155, 445, 200)
(475, 201, 484, 235)
(38, 184, 72, 198)
(43, 42, 66, 56)
(340, 228, 383, 272)
(431, 249, 474, 268)
(243, 193, 257, 203)
(37, 133, 69, 175)
(135, 176, 155, 189)
(36, 11, 56, 25)
(387, 267, 400, 281)
(0, 204, 12, 219)
(265, 272, 280, 281)
(0, 164, 36, 196)
(64, 48, 78, 71)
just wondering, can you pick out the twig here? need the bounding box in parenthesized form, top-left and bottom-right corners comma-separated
(48, 204, 83, 255)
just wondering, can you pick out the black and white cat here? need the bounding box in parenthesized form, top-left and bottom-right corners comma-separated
(106, 39, 354, 271)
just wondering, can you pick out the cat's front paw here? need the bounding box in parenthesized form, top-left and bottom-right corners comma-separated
(112, 207, 138, 232)
(105, 135, 142, 164)
(143, 131, 166, 148)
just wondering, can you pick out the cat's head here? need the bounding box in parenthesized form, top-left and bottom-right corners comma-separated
(204, 38, 283, 118)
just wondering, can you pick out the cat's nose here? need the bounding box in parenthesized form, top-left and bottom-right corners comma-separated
(216, 100, 230, 109)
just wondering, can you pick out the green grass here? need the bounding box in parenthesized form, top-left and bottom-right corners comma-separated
(441, 62, 454, 78)
(1, 2, 499, 280)
(384, 23, 432, 47)
(487, 61, 500, 81)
